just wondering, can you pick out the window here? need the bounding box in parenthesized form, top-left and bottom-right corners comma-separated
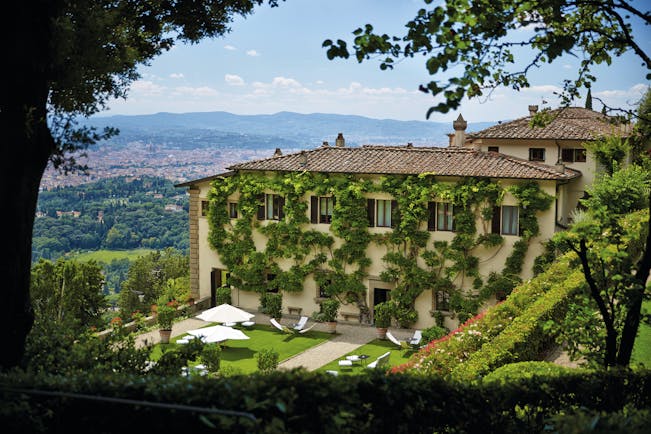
(201, 200, 209, 217)
(436, 202, 454, 231)
(266, 273, 278, 293)
(318, 279, 332, 298)
(257, 194, 284, 221)
(376, 200, 392, 227)
(367, 199, 398, 228)
(529, 148, 545, 162)
(310, 196, 335, 224)
(434, 291, 450, 311)
(561, 148, 587, 163)
(228, 202, 238, 219)
(501, 205, 519, 236)
(487, 146, 499, 153)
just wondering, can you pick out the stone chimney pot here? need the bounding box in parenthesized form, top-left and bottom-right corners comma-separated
(451, 114, 467, 147)
(322, 141, 329, 147)
(335, 133, 345, 147)
(528, 105, 539, 116)
(274, 148, 282, 157)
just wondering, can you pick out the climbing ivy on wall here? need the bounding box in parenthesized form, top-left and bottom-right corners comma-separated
(206, 171, 553, 327)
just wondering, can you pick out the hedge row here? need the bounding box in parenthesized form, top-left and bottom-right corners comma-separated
(394, 256, 578, 376)
(451, 266, 585, 381)
(1, 368, 649, 433)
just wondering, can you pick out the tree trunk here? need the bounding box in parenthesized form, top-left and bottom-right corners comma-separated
(616, 194, 651, 366)
(1, 2, 55, 370)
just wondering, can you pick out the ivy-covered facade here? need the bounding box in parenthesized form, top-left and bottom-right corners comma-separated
(178, 139, 581, 330)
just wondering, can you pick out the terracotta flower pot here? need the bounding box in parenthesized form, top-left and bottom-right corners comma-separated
(325, 321, 337, 334)
(159, 329, 172, 344)
(376, 327, 388, 340)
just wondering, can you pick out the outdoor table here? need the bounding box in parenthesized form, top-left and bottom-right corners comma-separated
(357, 354, 370, 366)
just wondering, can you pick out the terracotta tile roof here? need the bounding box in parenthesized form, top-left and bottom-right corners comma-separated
(468, 107, 631, 140)
(227, 145, 580, 181)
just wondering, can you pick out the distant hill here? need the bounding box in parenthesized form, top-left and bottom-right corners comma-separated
(87, 111, 497, 149)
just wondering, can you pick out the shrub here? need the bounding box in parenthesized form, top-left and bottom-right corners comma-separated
(260, 293, 282, 319)
(201, 344, 222, 373)
(373, 302, 392, 328)
(393, 255, 581, 377)
(2, 368, 650, 433)
(421, 325, 448, 343)
(482, 361, 584, 385)
(315, 298, 340, 322)
(256, 348, 279, 374)
(216, 286, 232, 305)
(156, 304, 177, 330)
(393, 305, 418, 328)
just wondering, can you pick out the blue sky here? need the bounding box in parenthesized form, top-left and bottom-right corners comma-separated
(106, 0, 650, 123)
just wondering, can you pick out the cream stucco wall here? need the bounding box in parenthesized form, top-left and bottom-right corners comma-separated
(462, 138, 597, 223)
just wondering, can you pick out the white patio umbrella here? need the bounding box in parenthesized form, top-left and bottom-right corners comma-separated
(186, 325, 250, 343)
(196, 303, 255, 324)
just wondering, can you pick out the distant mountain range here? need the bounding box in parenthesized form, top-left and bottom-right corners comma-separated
(87, 111, 497, 150)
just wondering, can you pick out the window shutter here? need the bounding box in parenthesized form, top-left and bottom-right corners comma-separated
(427, 202, 436, 231)
(391, 200, 399, 228)
(518, 207, 523, 236)
(310, 196, 318, 224)
(367, 199, 375, 227)
(278, 196, 285, 220)
(491, 206, 501, 234)
(257, 194, 266, 220)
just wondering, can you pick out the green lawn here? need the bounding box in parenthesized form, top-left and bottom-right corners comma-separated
(316, 339, 415, 375)
(149, 324, 333, 374)
(71, 248, 154, 263)
(632, 300, 651, 368)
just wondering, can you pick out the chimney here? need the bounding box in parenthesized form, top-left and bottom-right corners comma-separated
(322, 141, 329, 147)
(555, 162, 565, 173)
(452, 114, 467, 147)
(528, 105, 539, 116)
(335, 133, 345, 147)
(299, 150, 308, 167)
(406, 142, 413, 148)
(274, 148, 282, 157)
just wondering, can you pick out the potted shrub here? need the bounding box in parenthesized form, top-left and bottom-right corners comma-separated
(317, 298, 340, 333)
(373, 302, 392, 339)
(156, 303, 176, 344)
(261, 293, 282, 320)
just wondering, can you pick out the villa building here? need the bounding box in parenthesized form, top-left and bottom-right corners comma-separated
(177, 106, 630, 330)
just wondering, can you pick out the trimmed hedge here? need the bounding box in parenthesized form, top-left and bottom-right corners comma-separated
(395, 256, 579, 376)
(451, 267, 585, 381)
(0, 368, 649, 433)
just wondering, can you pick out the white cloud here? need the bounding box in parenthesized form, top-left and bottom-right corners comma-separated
(173, 86, 219, 97)
(272, 76, 302, 87)
(563, 64, 572, 70)
(169, 73, 184, 79)
(595, 83, 649, 99)
(246, 49, 260, 57)
(521, 84, 562, 93)
(225, 74, 245, 86)
(315, 80, 325, 85)
(130, 80, 165, 96)
(224, 44, 237, 51)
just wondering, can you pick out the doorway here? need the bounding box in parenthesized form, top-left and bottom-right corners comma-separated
(210, 268, 223, 307)
(373, 288, 390, 307)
